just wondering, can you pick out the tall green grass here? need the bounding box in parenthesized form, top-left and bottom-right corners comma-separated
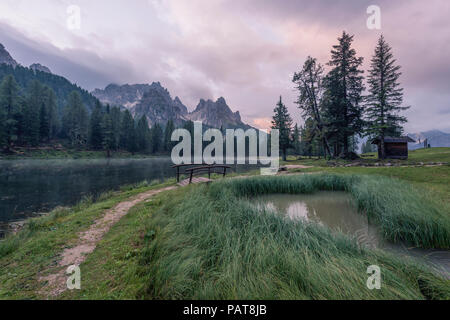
(214, 174, 450, 248)
(138, 180, 449, 299)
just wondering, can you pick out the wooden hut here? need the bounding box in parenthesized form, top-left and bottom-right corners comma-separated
(371, 136, 416, 160)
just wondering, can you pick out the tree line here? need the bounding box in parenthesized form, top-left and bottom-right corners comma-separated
(0, 76, 177, 156)
(272, 33, 409, 160)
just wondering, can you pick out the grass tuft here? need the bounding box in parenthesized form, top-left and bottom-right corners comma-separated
(134, 177, 449, 299)
(211, 174, 450, 248)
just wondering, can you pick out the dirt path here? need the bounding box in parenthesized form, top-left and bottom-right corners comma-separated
(39, 186, 177, 298)
(37, 172, 310, 298)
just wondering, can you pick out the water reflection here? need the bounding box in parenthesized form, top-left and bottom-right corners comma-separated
(254, 192, 382, 248)
(253, 192, 450, 277)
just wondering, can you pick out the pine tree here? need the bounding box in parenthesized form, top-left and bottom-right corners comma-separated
(300, 118, 317, 158)
(163, 119, 175, 152)
(110, 105, 122, 150)
(365, 35, 409, 159)
(271, 96, 293, 161)
(0, 75, 21, 152)
(88, 100, 104, 150)
(292, 123, 301, 156)
(119, 110, 137, 153)
(101, 110, 115, 158)
(0, 98, 4, 148)
(42, 87, 59, 140)
(23, 80, 42, 146)
(39, 99, 50, 142)
(324, 31, 365, 158)
(361, 140, 375, 154)
(62, 91, 89, 148)
(292, 56, 332, 158)
(150, 123, 163, 154)
(136, 115, 151, 153)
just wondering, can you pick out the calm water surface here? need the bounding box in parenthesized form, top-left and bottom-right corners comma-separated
(253, 192, 450, 277)
(0, 158, 257, 236)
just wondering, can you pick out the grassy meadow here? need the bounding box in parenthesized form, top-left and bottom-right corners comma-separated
(0, 147, 449, 300)
(63, 174, 449, 300)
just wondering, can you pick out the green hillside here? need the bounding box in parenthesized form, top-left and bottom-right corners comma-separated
(0, 64, 98, 112)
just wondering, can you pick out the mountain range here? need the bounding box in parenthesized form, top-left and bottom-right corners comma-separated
(92, 83, 250, 129)
(0, 43, 250, 130)
(407, 130, 450, 149)
(1, 43, 449, 138)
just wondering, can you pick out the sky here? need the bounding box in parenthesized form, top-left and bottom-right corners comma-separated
(0, 0, 449, 133)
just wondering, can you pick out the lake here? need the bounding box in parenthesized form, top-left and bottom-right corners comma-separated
(0, 158, 258, 236)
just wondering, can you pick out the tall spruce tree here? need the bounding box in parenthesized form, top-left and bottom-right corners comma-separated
(42, 87, 59, 140)
(163, 119, 175, 152)
(150, 123, 163, 154)
(109, 105, 122, 150)
(0, 95, 4, 148)
(136, 115, 151, 153)
(120, 110, 137, 153)
(300, 118, 317, 158)
(324, 31, 365, 158)
(62, 91, 89, 148)
(0, 75, 21, 152)
(361, 140, 375, 154)
(365, 35, 409, 159)
(39, 98, 50, 142)
(88, 101, 104, 150)
(292, 123, 301, 156)
(271, 96, 293, 161)
(23, 80, 43, 146)
(101, 107, 115, 158)
(293, 56, 332, 158)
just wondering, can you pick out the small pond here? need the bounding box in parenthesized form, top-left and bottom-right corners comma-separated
(253, 191, 382, 248)
(253, 191, 450, 277)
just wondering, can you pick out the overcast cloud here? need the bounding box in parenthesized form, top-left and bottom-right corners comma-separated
(0, 0, 449, 133)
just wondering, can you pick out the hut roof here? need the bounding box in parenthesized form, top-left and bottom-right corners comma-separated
(370, 136, 416, 144)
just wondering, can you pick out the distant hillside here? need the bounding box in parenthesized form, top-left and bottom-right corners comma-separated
(0, 43, 98, 112)
(407, 130, 450, 150)
(0, 64, 98, 113)
(0, 43, 18, 67)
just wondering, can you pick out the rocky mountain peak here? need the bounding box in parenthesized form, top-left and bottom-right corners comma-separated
(29, 63, 51, 74)
(92, 82, 189, 125)
(92, 83, 250, 129)
(188, 97, 244, 128)
(0, 43, 18, 67)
